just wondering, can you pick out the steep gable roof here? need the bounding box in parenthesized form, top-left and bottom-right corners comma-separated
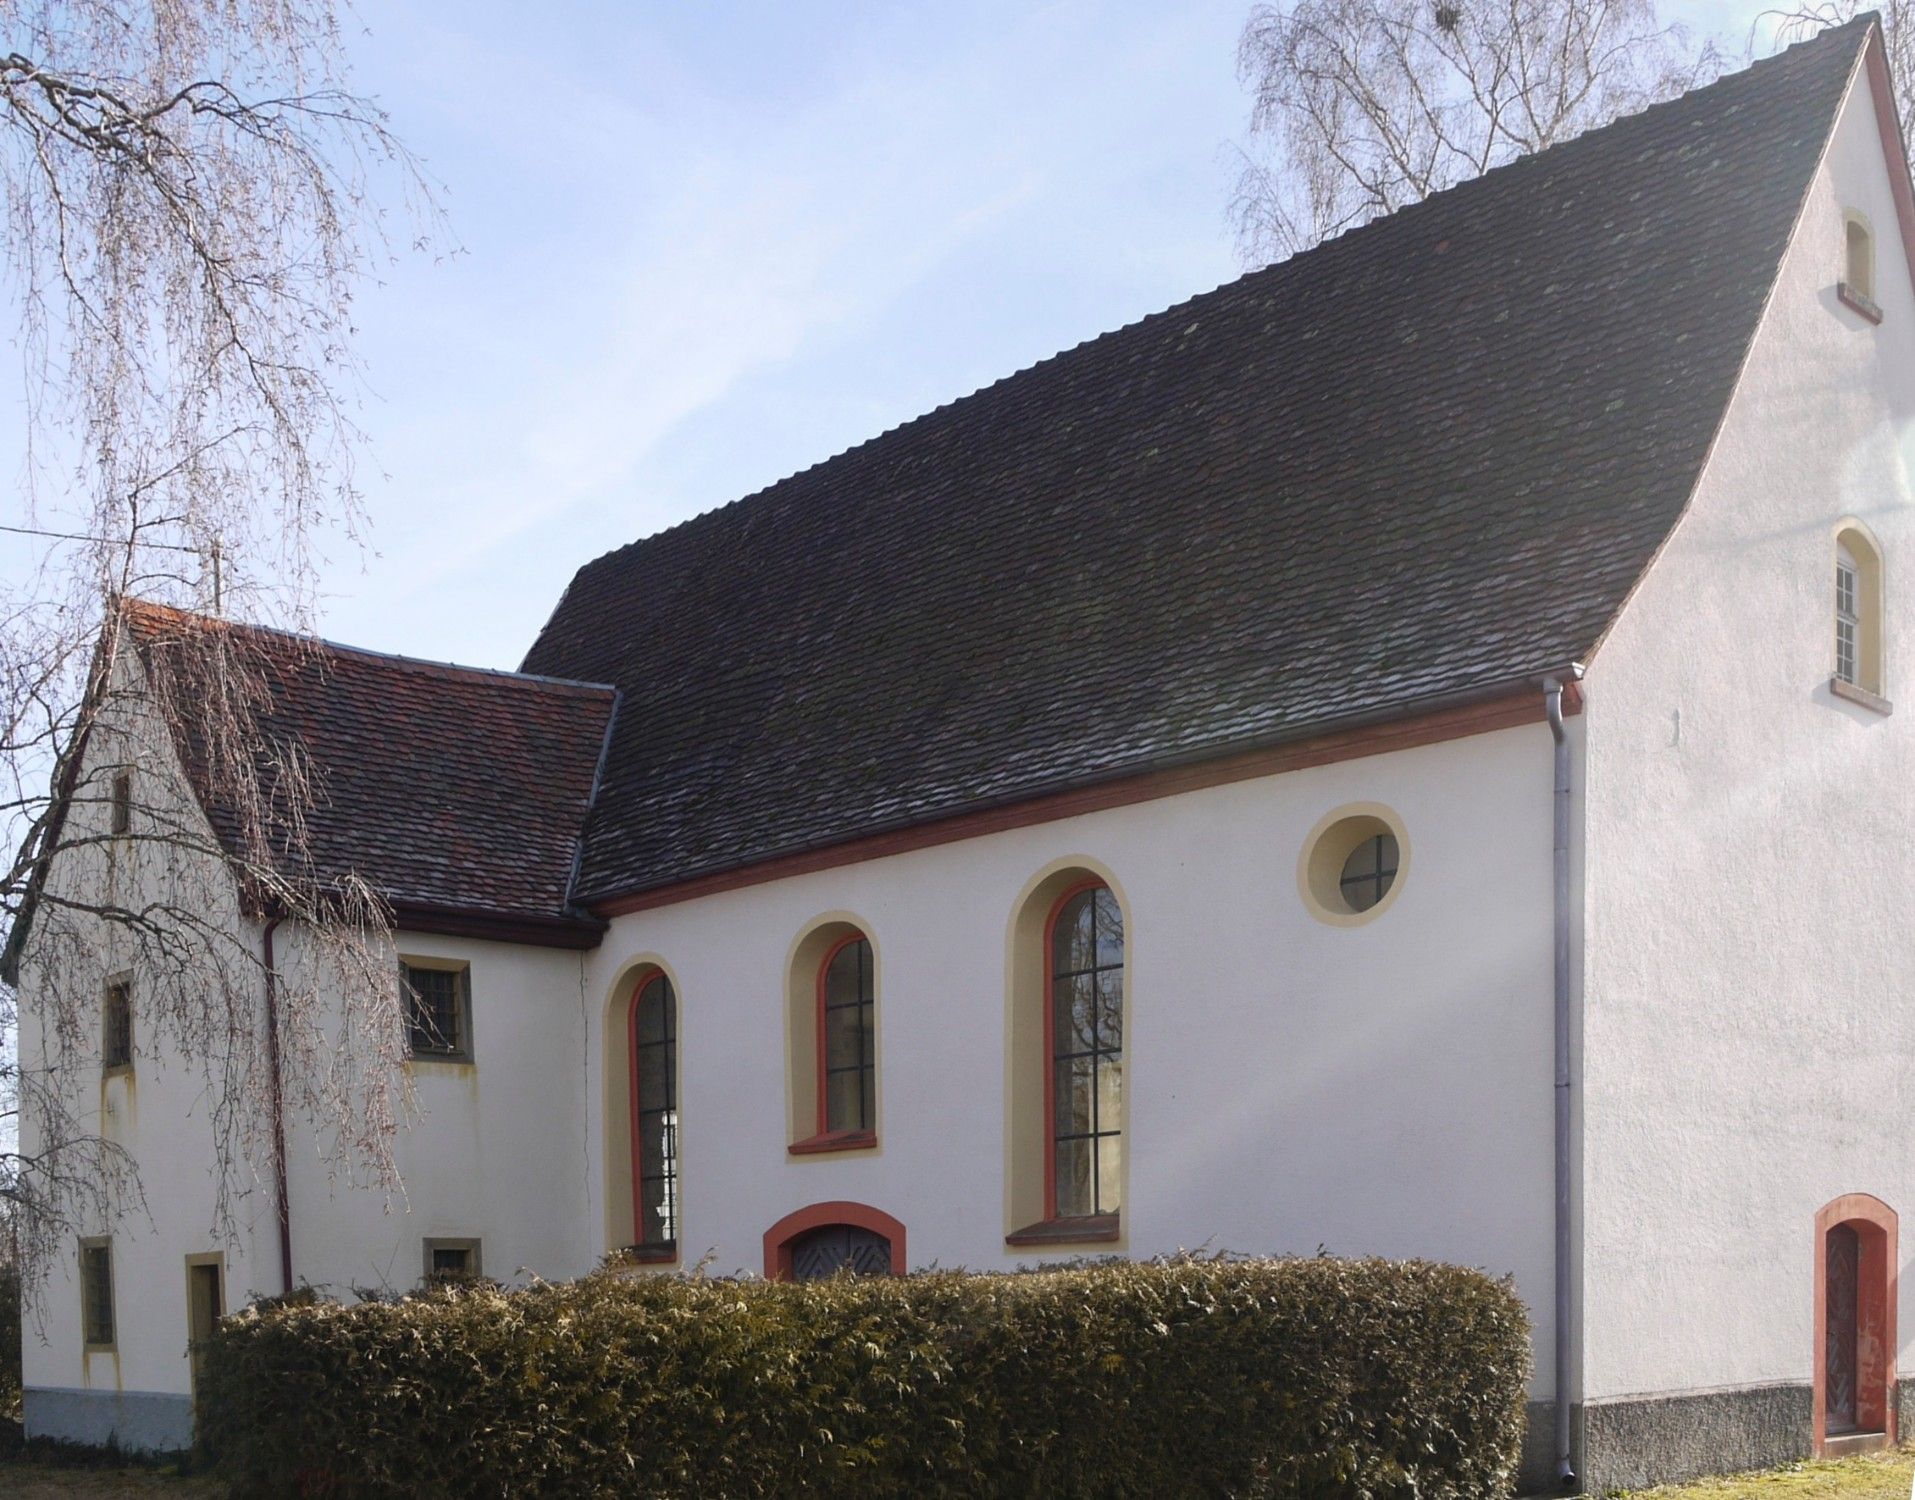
(523, 18, 1875, 907)
(127, 602, 617, 945)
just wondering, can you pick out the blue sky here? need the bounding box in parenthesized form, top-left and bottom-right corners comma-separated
(13, 0, 1774, 672)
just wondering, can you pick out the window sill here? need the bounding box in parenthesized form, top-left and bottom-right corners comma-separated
(1005, 1213, 1121, 1248)
(788, 1129, 877, 1156)
(1838, 282, 1884, 324)
(101, 1063, 133, 1080)
(1830, 677, 1893, 715)
(618, 1244, 679, 1266)
(405, 1052, 475, 1068)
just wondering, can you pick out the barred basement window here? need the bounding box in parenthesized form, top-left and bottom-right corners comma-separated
(423, 1238, 481, 1285)
(79, 1240, 115, 1347)
(103, 979, 132, 1071)
(401, 961, 472, 1061)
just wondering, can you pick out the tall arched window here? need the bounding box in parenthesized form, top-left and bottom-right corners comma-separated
(1047, 882, 1123, 1222)
(818, 935, 875, 1136)
(629, 972, 678, 1254)
(1833, 524, 1886, 702)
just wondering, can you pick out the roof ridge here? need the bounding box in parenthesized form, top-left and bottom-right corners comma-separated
(124, 598, 617, 696)
(563, 13, 1876, 580)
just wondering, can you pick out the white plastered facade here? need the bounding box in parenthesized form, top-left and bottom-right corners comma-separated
(17, 44, 1915, 1491)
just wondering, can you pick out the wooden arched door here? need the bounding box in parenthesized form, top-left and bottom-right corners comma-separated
(763, 1201, 907, 1281)
(788, 1223, 892, 1281)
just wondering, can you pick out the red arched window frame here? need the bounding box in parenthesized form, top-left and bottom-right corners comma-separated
(763, 1200, 906, 1280)
(1813, 1192, 1898, 1455)
(1042, 877, 1122, 1229)
(791, 931, 877, 1154)
(626, 969, 678, 1263)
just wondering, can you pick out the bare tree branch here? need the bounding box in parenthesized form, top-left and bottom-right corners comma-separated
(1232, 0, 1722, 261)
(0, 1, 441, 1314)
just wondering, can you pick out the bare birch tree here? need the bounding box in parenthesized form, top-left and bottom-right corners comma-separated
(1769, 1, 1915, 141)
(0, 1, 436, 1311)
(1232, 0, 1722, 260)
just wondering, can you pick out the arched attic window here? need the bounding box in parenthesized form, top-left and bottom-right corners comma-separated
(1834, 524, 1886, 704)
(1841, 212, 1883, 322)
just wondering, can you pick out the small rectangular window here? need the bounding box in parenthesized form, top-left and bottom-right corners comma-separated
(401, 961, 472, 1061)
(103, 980, 133, 1071)
(423, 1238, 481, 1285)
(80, 1240, 115, 1347)
(109, 772, 132, 836)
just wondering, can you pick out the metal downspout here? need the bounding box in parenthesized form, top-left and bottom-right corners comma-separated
(1545, 677, 1576, 1489)
(262, 916, 293, 1296)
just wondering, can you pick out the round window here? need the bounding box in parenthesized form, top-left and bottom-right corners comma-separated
(1338, 832, 1399, 912)
(1298, 806, 1410, 925)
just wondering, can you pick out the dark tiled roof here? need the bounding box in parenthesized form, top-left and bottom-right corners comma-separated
(522, 21, 1868, 902)
(527, 19, 1872, 904)
(127, 602, 616, 936)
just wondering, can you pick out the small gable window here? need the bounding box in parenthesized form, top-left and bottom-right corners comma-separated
(1831, 524, 1888, 709)
(401, 960, 473, 1061)
(1841, 212, 1882, 322)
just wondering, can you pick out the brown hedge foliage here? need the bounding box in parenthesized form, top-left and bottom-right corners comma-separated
(200, 1254, 1529, 1499)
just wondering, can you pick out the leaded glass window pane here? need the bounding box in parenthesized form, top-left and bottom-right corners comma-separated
(821, 937, 875, 1134)
(632, 974, 678, 1249)
(1049, 885, 1122, 1219)
(1339, 833, 1399, 913)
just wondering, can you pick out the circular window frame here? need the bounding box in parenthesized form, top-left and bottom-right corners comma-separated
(1297, 803, 1411, 927)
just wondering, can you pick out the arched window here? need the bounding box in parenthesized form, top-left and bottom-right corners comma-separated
(1833, 524, 1886, 702)
(629, 972, 678, 1254)
(818, 935, 875, 1135)
(1007, 866, 1128, 1247)
(1047, 881, 1123, 1222)
(786, 918, 880, 1153)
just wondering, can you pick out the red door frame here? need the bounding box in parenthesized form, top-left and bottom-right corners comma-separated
(1813, 1193, 1898, 1454)
(763, 1200, 907, 1280)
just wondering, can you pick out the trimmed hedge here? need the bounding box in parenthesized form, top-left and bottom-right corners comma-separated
(202, 1254, 1529, 1499)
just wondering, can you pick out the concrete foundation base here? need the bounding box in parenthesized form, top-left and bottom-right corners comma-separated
(22, 1386, 194, 1455)
(1575, 1383, 1813, 1494)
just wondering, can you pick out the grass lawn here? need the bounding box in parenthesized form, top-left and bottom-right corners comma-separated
(1621, 1450, 1914, 1498)
(0, 1463, 222, 1500)
(0, 1443, 1909, 1498)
